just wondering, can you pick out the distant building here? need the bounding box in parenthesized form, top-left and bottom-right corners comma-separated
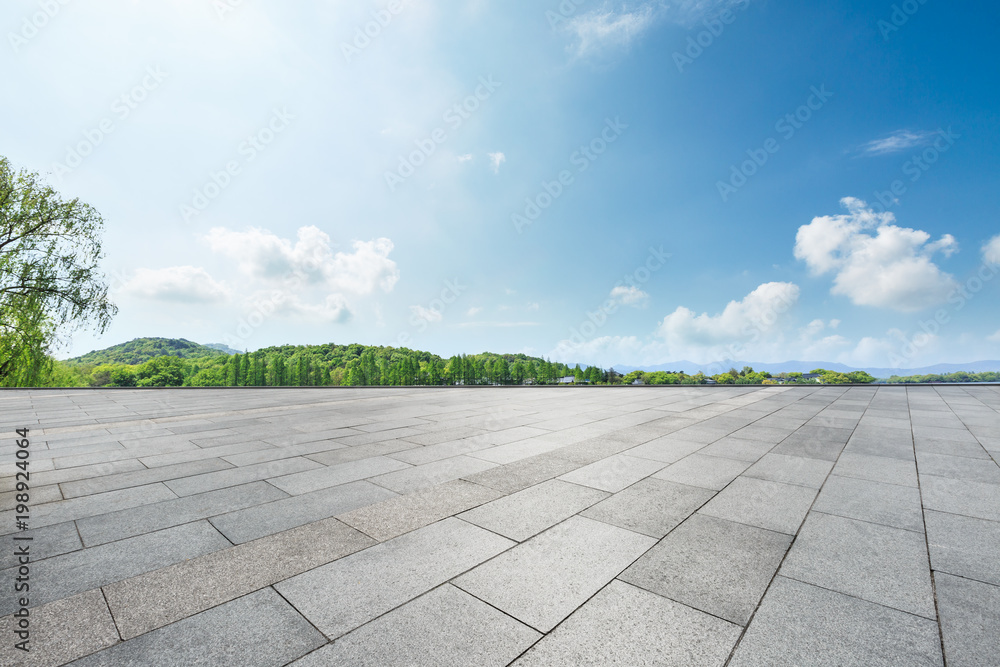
(558, 376, 576, 384)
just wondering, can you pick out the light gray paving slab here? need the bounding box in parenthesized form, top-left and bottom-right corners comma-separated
(102, 516, 374, 635)
(207, 480, 394, 544)
(917, 451, 1000, 485)
(916, 437, 992, 459)
(832, 451, 918, 487)
(162, 456, 322, 496)
(292, 584, 540, 667)
(921, 474, 1000, 521)
(76, 480, 288, 546)
(72, 587, 325, 667)
(780, 512, 936, 618)
(743, 452, 834, 488)
(813, 474, 924, 532)
(652, 453, 751, 490)
(843, 431, 915, 461)
(925, 510, 1000, 586)
(369, 455, 497, 494)
(512, 580, 740, 667)
(305, 439, 419, 465)
(459, 479, 608, 541)
(581, 477, 714, 538)
(624, 437, 706, 464)
(275, 517, 514, 638)
(0, 521, 82, 569)
(698, 436, 774, 462)
(935, 571, 1000, 667)
(269, 455, 412, 495)
(58, 458, 234, 498)
(453, 515, 656, 632)
(769, 426, 853, 461)
(0, 589, 119, 667)
(699, 476, 817, 535)
(467, 436, 568, 464)
(728, 576, 943, 667)
(557, 454, 666, 493)
(0, 520, 230, 615)
(461, 453, 581, 495)
(14, 459, 146, 491)
(620, 513, 791, 625)
(337, 479, 499, 541)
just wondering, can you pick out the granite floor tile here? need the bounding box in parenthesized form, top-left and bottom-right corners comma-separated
(925, 510, 1000, 585)
(557, 454, 666, 493)
(581, 477, 714, 538)
(813, 474, 924, 532)
(652, 453, 751, 490)
(699, 476, 817, 535)
(935, 572, 1000, 667)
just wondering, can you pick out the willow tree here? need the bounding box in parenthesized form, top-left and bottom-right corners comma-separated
(0, 156, 117, 386)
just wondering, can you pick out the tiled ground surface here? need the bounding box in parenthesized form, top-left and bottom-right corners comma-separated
(0, 385, 998, 666)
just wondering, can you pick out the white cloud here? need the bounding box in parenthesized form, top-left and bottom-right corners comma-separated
(526, 302, 541, 311)
(124, 266, 230, 303)
(610, 285, 649, 307)
(859, 129, 934, 156)
(204, 226, 399, 295)
(984, 235, 1000, 265)
(989, 329, 1000, 343)
(466, 306, 483, 316)
(457, 153, 473, 163)
(794, 197, 958, 312)
(488, 152, 506, 173)
(246, 291, 351, 324)
(409, 304, 442, 323)
(565, 5, 657, 58)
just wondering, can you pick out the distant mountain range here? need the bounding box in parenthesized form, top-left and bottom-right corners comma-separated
(610, 360, 1000, 379)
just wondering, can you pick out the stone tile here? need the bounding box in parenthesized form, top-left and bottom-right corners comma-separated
(743, 452, 833, 489)
(512, 580, 740, 667)
(0, 483, 178, 535)
(306, 439, 419, 466)
(624, 437, 705, 464)
(59, 458, 234, 498)
(581, 477, 714, 538)
(275, 518, 513, 639)
(210, 480, 396, 544)
(137, 441, 271, 468)
(390, 439, 493, 465)
(337, 479, 499, 542)
(459, 479, 608, 541)
(699, 476, 817, 535)
(370, 455, 497, 494)
(0, 589, 119, 667)
(467, 436, 567, 465)
(917, 451, 1000, 485)
(269, 456, 411, 495)
(293, 585, 540, 667)
(454, 515, 656, 632)
(699, 437, 775, 462)
(920, 474, 1000, 521)
(832, 451, 918, 487)
(0, 520, 230, 615)
(14, 459, 146, 491)
(461, 453, 580, 495)
(780, 512, 935, 618)
(925, 510, 1000, 586)
(729, 576, 943, 667)
(620, 513, 791, 625)
(0, 521, 82, 569)
(557, 454, 665, 493)
(813, 475, 924, 532)
(162, 456, 322, 496)
(771, 425, 854, 461)
(916, 437, 992, 459)
(74, 588, 325, 667)
(935, 572, 1000, 667)
(653, 453, 751, 490)
(104, 517, 375, 639)
(76, 480, 287, 546)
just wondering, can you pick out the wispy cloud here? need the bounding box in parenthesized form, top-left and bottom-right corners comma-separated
(566, 5, 657, 58)
(488, 151, 506, 173)
(859, 129, 934, 156)
(457, 321, 540, 328)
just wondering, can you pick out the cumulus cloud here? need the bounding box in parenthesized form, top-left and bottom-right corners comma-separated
(984, 235, 1000, 265)
(409, 304, 443, 323)
(610, 285, 649, 307)
(859, 129, 934, 156)
(488, 152, 506, 173)
(794, 197, 958, 312)
(124, 266, 230, 303)
(204, 226, 399, 295)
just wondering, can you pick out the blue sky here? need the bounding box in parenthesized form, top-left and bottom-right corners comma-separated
(4, 0, 999, 369)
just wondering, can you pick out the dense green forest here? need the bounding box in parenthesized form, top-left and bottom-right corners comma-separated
(884, 371, 1000, 384)
(20, 338, 888, 388)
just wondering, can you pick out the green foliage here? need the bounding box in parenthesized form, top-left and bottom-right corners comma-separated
(0, 156, 117, 386)
(67, 337, 227, 366)
(885, 371, 1000, 384)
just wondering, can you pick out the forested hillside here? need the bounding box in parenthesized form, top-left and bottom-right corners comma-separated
(67, 338, 227, 366)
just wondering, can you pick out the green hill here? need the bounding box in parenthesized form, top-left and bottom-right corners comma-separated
(67, 337, 228, 366)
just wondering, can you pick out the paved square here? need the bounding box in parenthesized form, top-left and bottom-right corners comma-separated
(0, 384, 998, 665)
